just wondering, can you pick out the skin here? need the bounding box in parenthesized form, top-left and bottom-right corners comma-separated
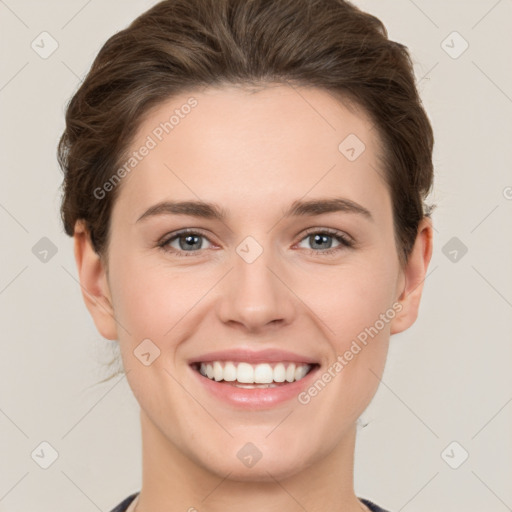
(74, 84, 433, 512)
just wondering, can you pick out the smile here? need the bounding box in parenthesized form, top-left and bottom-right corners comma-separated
(188, 348, 321, 408)
(194, 361, 314, 387)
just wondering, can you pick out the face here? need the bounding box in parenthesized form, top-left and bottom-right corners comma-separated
(77, 84, 430, 482)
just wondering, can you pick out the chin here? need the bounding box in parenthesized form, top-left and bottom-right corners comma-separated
(192, 436, 318, 483)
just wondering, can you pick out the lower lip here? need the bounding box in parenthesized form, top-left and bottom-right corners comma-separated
(190, 365, 320, 409)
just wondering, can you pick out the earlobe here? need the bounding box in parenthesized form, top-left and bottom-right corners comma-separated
(390, 217, 434, 335)
(73, 220, 118, 340)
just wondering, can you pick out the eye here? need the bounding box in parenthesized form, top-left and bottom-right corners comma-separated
(158, 229, 214, 257)
(296, 228, 354, 256)
(158, 227, 354, 258)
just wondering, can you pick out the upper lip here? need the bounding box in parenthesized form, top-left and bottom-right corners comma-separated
(188, 348, 319, 365)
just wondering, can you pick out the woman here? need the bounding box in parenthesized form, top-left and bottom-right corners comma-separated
(58, 0, 434, 510)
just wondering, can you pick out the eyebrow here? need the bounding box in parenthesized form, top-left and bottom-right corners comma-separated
(136, 197, 373, 223)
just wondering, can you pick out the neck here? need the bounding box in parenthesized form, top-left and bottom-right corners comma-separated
(134, 410, 369, 512)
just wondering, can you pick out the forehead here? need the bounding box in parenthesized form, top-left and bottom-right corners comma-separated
(113, 84, 389, 221)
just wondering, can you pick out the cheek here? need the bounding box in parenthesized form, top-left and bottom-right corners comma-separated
(305, 257, 398, 345)
(109, 229, 399, 351)
(109, 255, 206, 340)
(110, 250, 398, 343)
(295, 261, 396, 427)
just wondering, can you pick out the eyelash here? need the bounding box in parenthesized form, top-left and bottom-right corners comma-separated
(157, 227, 355, 258)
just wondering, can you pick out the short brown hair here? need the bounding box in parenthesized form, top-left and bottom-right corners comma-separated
(58, 0, 434, 268)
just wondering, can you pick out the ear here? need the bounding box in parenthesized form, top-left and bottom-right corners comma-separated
(73, 220, 118, 340)
(390, 217, 434, 335)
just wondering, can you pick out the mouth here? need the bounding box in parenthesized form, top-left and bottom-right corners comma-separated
(188, 349, 321, 409)
(191, 361, 317, 388)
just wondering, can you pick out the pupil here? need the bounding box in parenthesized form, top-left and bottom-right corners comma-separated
(181, 235, 200, 250)
(312, 234, 331, 249)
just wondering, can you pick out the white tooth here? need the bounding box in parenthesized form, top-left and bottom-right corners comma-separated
(223, 362, 237, 381)
(285, 363, 296, 382)
(200, 360, 311, 384)
(254, 363, 273, 384)
(237, 362, 254, 383)
(213, 361, 223, 381)
(295, 365, 309, 381)
(273, 363, 286, 382)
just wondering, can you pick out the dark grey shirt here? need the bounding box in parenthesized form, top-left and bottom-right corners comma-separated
(109, 492, 391, 511)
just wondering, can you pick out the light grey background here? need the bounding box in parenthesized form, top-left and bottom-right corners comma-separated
(1, 0, 511, 511)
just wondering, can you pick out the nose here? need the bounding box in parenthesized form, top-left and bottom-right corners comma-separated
(216, 242, 296, 333)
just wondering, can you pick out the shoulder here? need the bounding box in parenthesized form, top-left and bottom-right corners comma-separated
(109, 493, 387, 512)
(359, 497, 392, 512)
(109, 492, 139, 512)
